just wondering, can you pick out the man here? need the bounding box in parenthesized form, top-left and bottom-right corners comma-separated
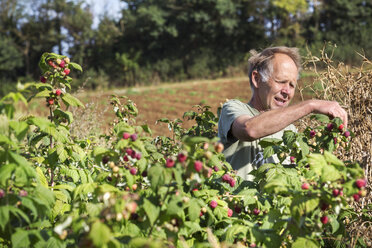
(218, 46, 348, 180)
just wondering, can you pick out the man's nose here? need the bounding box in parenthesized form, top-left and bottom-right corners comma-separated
(281, 85, 290, 97)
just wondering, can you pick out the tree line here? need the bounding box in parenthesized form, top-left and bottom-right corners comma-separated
(1, 0, 372, 95)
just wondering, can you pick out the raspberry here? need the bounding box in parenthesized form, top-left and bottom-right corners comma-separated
(333, 137, 338, 144)
(355, 179, 366, 189)
(166, 158, 175, 168)
(56, 89, 62, 96)
(320, 215, 329, 224)
(130, 150, 136, 159)
(310, 130, 316, 138)
(353, 194, 360, 202)
(123, 133, 130, 139)
(130, 133, 137, 141)
(194, 160, 203, 172)
(210, 200, 217, 209)
(338, 124, 344, 131)
(135, 153, 141, 160)
(229, 178, 236, 187)
(64, 68, 70, 75)
(213, 166, 219, 172)
(222, 174, 231, 182)
(290, 156, 296, 163)
(320, 203, 329, 211)
(215, 143, 224, 153)
(332, 189, 340, 197)
(47, 98, 54, 105)
(177, 153, 187, 163)
(227, 208, 233, 217)
(123, 155, 129, 162)
(344, 131, 350, 138)
(130, 168, 137, 175)
(301, 183, 309, 190)
(0, 189, 5, 198)
(40, 76, 47, 83)
(59, 59, 65, 68)
(126, 148, 133, 155)
(253, 208, 260, 215)
(19, 190, 28, 197)
(64, 57, 70, 64)
(234, 206, 242, 213)
(327, 123, 334, 131)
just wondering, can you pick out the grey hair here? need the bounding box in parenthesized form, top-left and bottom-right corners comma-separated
(248, 46, 302, 90)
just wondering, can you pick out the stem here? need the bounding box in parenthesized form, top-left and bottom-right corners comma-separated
(49, 105, 55, 187)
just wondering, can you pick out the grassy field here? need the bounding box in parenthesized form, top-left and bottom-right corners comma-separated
(59, 75, 314, 138)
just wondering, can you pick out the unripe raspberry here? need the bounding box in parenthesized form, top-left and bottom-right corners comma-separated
(177, 153, 187, 162)
(132, 184, 138, 191)
(40, 76, 47, 83)
(194, 160, 203, 172)
(56, 89, 62, 96)
(215, 143, 224, 153)
(130, 133, 137, 141)
(56, 58, 62, 65)
(358, 189, 367, 197)
(317, 132, 322, 137)
(165, 158, 175, 168)
(210, 200, 217, 209)
(64, 57, 70, 64)
(64, 68, 70, 75)
(123, 132, 130, 139)
(113, 166, 120, 173)
(19, 190, 28, 197)
(227, 208, 233, 217)
(130, 167, 137, 175)
(301, 183, 310, 190)
(109, 162, 115, 168)
(355, 179, 366, 189)
(201, 207, 207, 213)
(320, 215, 329, 224)
(203, 143, 209, 150)
(204, 151, 212, 159)
(0, 189, 5, 198)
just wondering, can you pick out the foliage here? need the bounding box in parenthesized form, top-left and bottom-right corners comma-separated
(0, 52, 369, 247)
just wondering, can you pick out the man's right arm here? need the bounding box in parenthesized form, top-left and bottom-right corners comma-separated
(232, 100, 348, 142)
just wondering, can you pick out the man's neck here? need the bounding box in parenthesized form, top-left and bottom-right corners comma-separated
(249, 94, 266, 113)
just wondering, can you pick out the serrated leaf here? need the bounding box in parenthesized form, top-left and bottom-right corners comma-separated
(35, 89, 52, 98)
(0, 206, 10, 231)
(148, 165, 164, 190)
(292, 237, 319, 248)
(9, 120, 29, 141)
(143, 199, 160, 226)
(56, 144, 68, 162)
(53, 109, 73, 124)
(310, 114, 330, 123)
(89, 221, 112, 247)
(11, 228, 30, 248)
(188, 199, 201, 222)
(35, 167, 48, 188)
(259, 138, 282, 148)
(226, 225, 249, 243)
(61, 93, 84, 107)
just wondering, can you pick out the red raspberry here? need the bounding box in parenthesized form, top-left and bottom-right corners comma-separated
(166, 158, 175, 168)
(229, 178, 236, 187)
(253, 208, 260, 215)
(338, 124, 344, 131)
(19, 190, 28, 197)
(130, 133, 137, 141)
(123, 133, 130, 139)
(194, 160, 203, 172)
(47, 98, 54, 105)
(130, 168, 137, 175)
(344, 131, 350, 138)
(210, 200, 217, 209)
(177, 153, 187, 162)
(332, 189, 340, 197)
(40, 76, 47, 83)
(213, 166, 219, 172)
(222, 174, 231, 182)
(310, 130, 316, 138)
(290, 156, 296, 163)
(234, 206, 242, 213)
(135, 153, 141, 160)
(64, 68, 70, 75)
(301, 183, 310, 190)
(123, 155, 129, 162)
(59, 59, 65, 68)
(227, 208, 233, 217)
(355, 179, 366, 189)
(126, 148, 133, 155)
(320, 215, 329, 224)
(0, 189, 5, 198)
(56, 89, 62, 96)
(353, 194, 360, 202)
(327, 123, 334, 131)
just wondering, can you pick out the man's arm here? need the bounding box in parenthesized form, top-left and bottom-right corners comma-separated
(232, 100, 348, 141)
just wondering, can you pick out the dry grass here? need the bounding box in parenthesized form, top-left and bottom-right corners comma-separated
(302, 46, 372, 247)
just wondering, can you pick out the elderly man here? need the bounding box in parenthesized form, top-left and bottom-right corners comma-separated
(218, 46, 348, 180)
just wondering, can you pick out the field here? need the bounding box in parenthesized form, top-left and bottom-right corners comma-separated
(69, 76, 312, 138)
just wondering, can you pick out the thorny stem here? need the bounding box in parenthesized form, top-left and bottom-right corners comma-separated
(49, 104, 55, 187)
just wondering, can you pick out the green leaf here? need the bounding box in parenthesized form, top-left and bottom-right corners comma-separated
(323, 151, 344, 167)
(11, 228, 30, 248)
(148, 165, 164, 190)
(188, 199, 201, 222)
(56, 143, 68, 163)
(330, 217, 340, 234)
(9, 120, 29, 141)
(53, 109, 73, 124)
(263, 146, 275, 159)
(61, 93, 84, 107)
(292, 237, 319, 248)
(143, 199, 160, 226)
(0, 163, 16, 186)
(89, 220, 112, 247)
(291, 196, 320, 223)
(282, 130, 296, 146)
(68, 62, 83, 72)
(0, 206, 10, 231)
(259, 138, 282, 148)
(34, 89, 52, 98)
(310, 114, 330, 123)
(226, 225, 249, 243)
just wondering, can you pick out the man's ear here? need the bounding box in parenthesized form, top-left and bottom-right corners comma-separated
(251, 70, 260, 88)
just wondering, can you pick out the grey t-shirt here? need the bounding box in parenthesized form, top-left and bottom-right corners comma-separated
(218, 99, 297, 181)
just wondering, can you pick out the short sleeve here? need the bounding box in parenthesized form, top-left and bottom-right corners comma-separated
(218, 100, 255, 143)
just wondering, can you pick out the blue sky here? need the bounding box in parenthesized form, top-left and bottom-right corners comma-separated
(85, 0, 126, 28)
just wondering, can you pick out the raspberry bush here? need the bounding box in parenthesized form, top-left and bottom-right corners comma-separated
(0, 53, 369, 247)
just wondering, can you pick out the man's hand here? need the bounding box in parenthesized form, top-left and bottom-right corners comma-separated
(310, 100, 348, 128)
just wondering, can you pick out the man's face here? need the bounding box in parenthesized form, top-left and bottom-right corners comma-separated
(256, 53, 298, 111)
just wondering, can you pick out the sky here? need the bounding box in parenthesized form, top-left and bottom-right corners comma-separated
(84, 0, 126, 28)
